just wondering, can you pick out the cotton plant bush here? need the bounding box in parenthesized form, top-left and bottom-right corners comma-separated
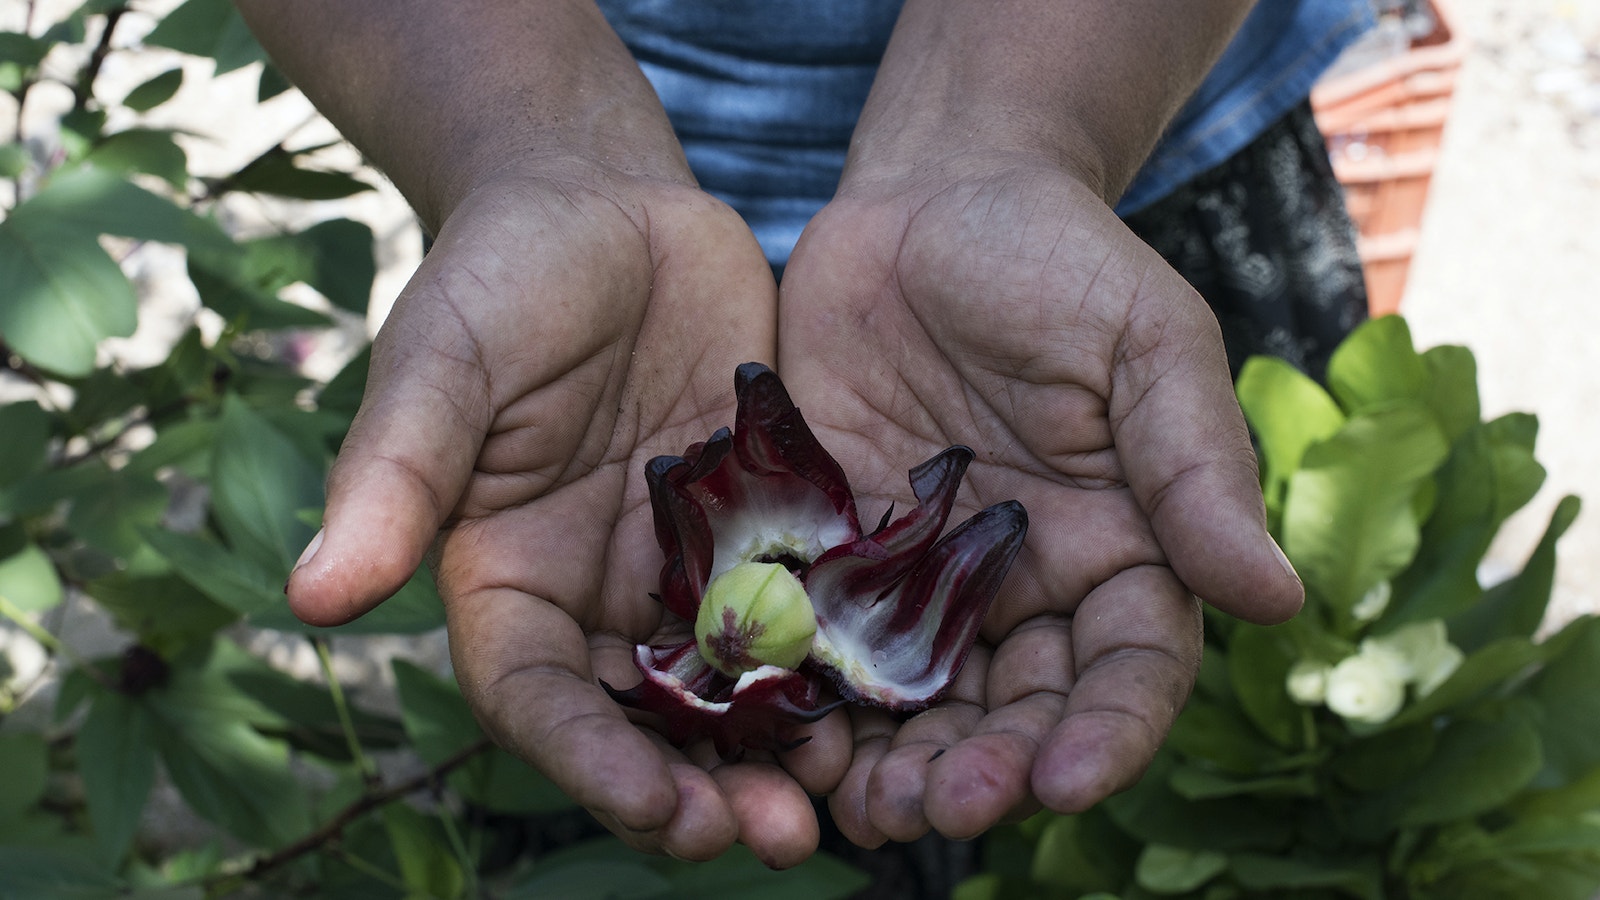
(962, 316, 1598, 900)
(0, 1, 870, 897)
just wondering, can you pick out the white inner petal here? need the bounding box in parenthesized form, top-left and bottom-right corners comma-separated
(708, 487, 856, 581)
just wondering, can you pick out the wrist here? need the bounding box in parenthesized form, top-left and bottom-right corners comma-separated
(238, 0, 694, 232)
(840, 1, 1253, 206)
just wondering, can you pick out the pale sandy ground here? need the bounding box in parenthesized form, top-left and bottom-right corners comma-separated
(1402, 0, 1600, 626)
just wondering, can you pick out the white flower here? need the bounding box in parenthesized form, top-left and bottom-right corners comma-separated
(1351, 580, 1392, 622)
(1366, 620, 1464, 698)
(1286, 659, 1332, 705)
(1325, 648, 1407, 724)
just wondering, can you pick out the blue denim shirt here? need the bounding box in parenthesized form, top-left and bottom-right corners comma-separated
(597, 1, 1374, 266)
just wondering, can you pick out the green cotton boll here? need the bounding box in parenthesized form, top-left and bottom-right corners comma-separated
(695, 561, 817, 677)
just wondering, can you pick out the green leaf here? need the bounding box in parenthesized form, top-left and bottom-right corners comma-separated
(1527, 615, 1600, 785)
(1028, 811, 1134, 895)
(122, 68, 184, 112)
(142, 527, 285, 619)
(1389, 415, 1546, 628)
(1105, 754, 1292, 853)
(228, 667, 405, 761)
(1449, 495, 1580, 652)
(185, 233, 339, 330)
(0, 402, 54, 488)
(1351, 705, 1543, 833)
(0, 31, 49, 92)
(1512, 763, 1600, 820)
(286, 218, 377, 313)
(0, 732, 49, 819)
(505, 844, 671, 900)
(211, 395, 323, 569)
(1167, 699, 1292, 775)
(0, 210, 136, 376)
(1282, 405, 1449, 620)
(143, 0, 266, 74)
(66, 470, 168, 558)
(382, 803, 466, 900)
(257, 61, 292, 101)
(0, 542, 63, 612)
(145, 651, 314, 846)
(1330, 722, 1437, 792)
(85, 572, 238, 650)
(318, 344, 371, 417)
(657, 844, 871, 900)
(83, 129, 189, 190)
(78, 690, 158, 863)
(144, 527, 445, 634)
(393, 659, 570, 813)
(0, 141, 28, 178)
(1420, 343, 1480, 444)
(66, 365, 146, 434)
(1384, 636, 1544, 730)
(1135, 844, 1227, 894)
(126, 418, 218, 479)
(0, 846, 124, 900)
(1326, 316, 1429, 415)
(17, 166, 232, 254)
(0, 462, 109, 518)
(1167, 766, 1317, 801)
(1225, 623, 1302, 749)
(1228, 852, 1384, 900)
(228, 147, 374, 200)
(1236, 354, 1345, 518)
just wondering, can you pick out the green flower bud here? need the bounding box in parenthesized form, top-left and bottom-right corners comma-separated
(695, 562, 817, 678)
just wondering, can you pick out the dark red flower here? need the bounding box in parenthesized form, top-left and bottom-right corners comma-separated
(604, 363, 1027, 754)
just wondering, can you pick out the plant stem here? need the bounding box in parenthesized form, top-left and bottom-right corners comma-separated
(0, 595, 64, 657)
(436, 801, 480, 898)
(71, 6, 128, 111)
(328, 845, 413, 893)
(208, 736, 493, 890)
(311, 635, 379, 785)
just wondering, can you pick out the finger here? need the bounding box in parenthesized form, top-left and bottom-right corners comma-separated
(776, 706, 855, 797)
(1031, 564, 1202, 813)
(863, 644, 990, 842)
(1109, 282, 1303, 624)
(923, 617, 1072, 839)
(446, 584, 681, 832)
(710, 760, 822, 870)
(595, 760, 740, 861)
(827, 707, 897, 849)
(286, 260, 495, 626)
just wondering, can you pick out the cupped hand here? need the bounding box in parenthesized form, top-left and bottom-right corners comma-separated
(774, 165, 1304, 847)
(284, 167, 823, 866)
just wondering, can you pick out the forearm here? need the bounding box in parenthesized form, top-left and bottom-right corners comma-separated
(235, 0, 689, 231)
(846, 1, 1255, 203)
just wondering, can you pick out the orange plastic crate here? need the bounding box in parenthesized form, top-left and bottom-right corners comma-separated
(1312, 0, 1466, 316)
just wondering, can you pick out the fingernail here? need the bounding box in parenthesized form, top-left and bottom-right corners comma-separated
(294, 528, 325, 573)
(1269, 534, 1300, 583)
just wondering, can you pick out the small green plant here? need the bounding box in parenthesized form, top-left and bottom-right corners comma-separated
(962, 316, 1596, 900)
(0, 2, 869, 896)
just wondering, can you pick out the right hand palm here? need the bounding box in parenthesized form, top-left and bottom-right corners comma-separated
(284, 171, 824, 865)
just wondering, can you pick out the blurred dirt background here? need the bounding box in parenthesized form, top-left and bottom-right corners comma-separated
(1401, 0, 1600, 627)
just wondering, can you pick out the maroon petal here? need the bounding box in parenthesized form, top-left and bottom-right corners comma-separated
(729, 363, 858, 526)
(648, 364, 861, 596)
(806, 500, 1028, 710)
(646, 449, 724, 621)
(603, 641, 841, 756)
(807, 446, 975, 605)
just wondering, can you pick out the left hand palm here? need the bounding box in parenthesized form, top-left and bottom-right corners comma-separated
(774, 167, 1302, 846)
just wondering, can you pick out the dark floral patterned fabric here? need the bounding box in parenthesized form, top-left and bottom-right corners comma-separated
(1122, 100, 1370, 383)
